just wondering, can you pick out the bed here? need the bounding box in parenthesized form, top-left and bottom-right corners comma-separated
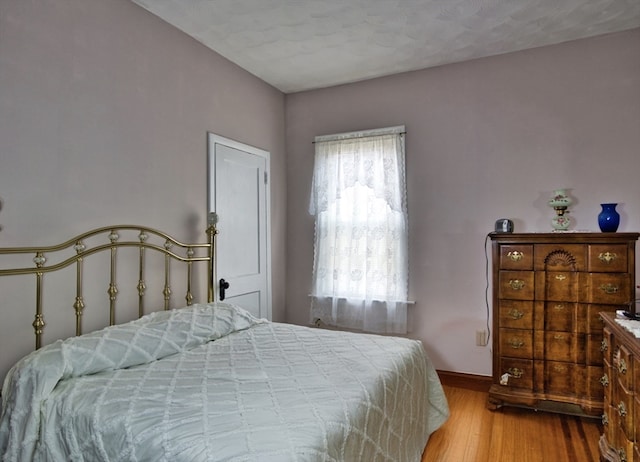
(0, 221, 449, 461)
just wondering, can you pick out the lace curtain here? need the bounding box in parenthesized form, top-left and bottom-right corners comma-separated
(309, 126, 408, 334)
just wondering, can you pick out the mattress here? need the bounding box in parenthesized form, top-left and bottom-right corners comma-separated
(0, 303, 449, 461)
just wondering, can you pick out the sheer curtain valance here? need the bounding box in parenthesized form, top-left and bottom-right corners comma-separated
(309, 126, 409, 334)
(309, 126, 407, 215)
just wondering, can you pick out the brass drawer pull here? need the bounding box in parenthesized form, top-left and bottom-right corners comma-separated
(507, 251, 523, 262)
(508, 338, 524, 349)
(509, 279, 525, 290)
(618, 358, 627, 374)
(600, 374, 609, 387)
(600, 283, 619, 295)
(553, 364, 567, 373)
(507, 368, 523, 378)
(618, 401, 627, 417)
(553, 304, 566, 311)
(599, 252, 618, 263)
(601, 338, 608, 352)
(555, 274, 567, 281)
(508, 309, 524, 320)
(553, 334, 565, 341)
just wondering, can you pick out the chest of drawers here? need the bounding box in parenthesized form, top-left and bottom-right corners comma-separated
(600, 312, 640, 462)
(487, 232, 638, 415)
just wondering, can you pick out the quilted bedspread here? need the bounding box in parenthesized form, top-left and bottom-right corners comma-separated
(0, 303, 448, 461)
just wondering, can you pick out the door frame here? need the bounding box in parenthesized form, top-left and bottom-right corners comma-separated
(207, 132, 272, 320)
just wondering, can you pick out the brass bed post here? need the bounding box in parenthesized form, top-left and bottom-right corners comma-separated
(163, 241, 172, 310)
(33, 252, 46, 349)
(73, 241, 86, 336)
(185, 247, 194, 306)
(206, 213, 218, 303)
(107, 230, 119, 325)
(137, 230, 147, 318)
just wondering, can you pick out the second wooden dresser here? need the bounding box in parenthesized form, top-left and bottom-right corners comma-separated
(600, 312, 640, 462)
(488, 232, 639, 415)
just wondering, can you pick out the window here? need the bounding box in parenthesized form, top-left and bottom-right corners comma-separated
(309, 126, 408, 334)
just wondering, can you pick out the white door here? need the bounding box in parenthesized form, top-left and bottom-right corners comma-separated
(207, 133, 271, 320)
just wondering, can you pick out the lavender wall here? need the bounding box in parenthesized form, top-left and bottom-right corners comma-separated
(285, 29, 640, 376)
(0, 0, 287, 381)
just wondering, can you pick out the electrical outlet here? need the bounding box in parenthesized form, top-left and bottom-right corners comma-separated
(476, 329, 488, 346)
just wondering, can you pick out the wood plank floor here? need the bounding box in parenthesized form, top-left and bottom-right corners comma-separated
(422, 384, 602, 462)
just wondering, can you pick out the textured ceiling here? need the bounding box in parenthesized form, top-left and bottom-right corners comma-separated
(130, 0, 640, 93)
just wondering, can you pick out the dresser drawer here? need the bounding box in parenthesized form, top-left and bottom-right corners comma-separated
(545, 361, 575, 395)
(499, 328, 533, 359)
(602, 326, 615, 365)
(607, 413, 634, 462)
(588, 244, 629, 273)
(499, 300, 533, 329)
(635, 395, 640, 450)
(584, 365, 605, 400)
(584, 273, 631, 305)
(586, 334, 605, 366)
(543, 331, 574, 362)
(534, 244, 586, 271)
(497, 357, 533, 390)
(613, 384, 634, 442)
(602, 405, 618, 450)
(601, 364, 613, 405)
(544, 301, 575, 331)
(615, 343, 634, 392)
(499, 245, 533, 270)
(614, 434, 634, 462)
(498, 271, 534, 300)
(635, 354, 640, 399)
(538, 270, 578, 301)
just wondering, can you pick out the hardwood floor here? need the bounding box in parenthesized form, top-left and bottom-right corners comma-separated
(422, 384, 602, 462)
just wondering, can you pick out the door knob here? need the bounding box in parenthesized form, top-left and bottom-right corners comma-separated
(219, 278, 230, 301)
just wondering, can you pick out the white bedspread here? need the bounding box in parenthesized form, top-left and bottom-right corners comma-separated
(0, 303, 448, 461)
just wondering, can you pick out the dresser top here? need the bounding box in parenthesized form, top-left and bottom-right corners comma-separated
(601, 311, 640, 358)
(490, 232, 640, 243)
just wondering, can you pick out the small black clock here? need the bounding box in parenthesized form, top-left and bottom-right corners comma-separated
(495, 218, 514, 233)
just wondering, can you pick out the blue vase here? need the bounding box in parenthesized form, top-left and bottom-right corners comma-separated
(598, 203, 620, 232)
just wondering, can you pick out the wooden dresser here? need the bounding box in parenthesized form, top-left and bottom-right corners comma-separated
(600, 312, 640, 462)
(487, 232, 638, 415)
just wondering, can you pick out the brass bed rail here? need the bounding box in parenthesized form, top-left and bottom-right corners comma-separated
(0, 222, 218, 349)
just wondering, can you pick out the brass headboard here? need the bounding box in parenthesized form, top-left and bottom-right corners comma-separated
(0, 221, 217, 349)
